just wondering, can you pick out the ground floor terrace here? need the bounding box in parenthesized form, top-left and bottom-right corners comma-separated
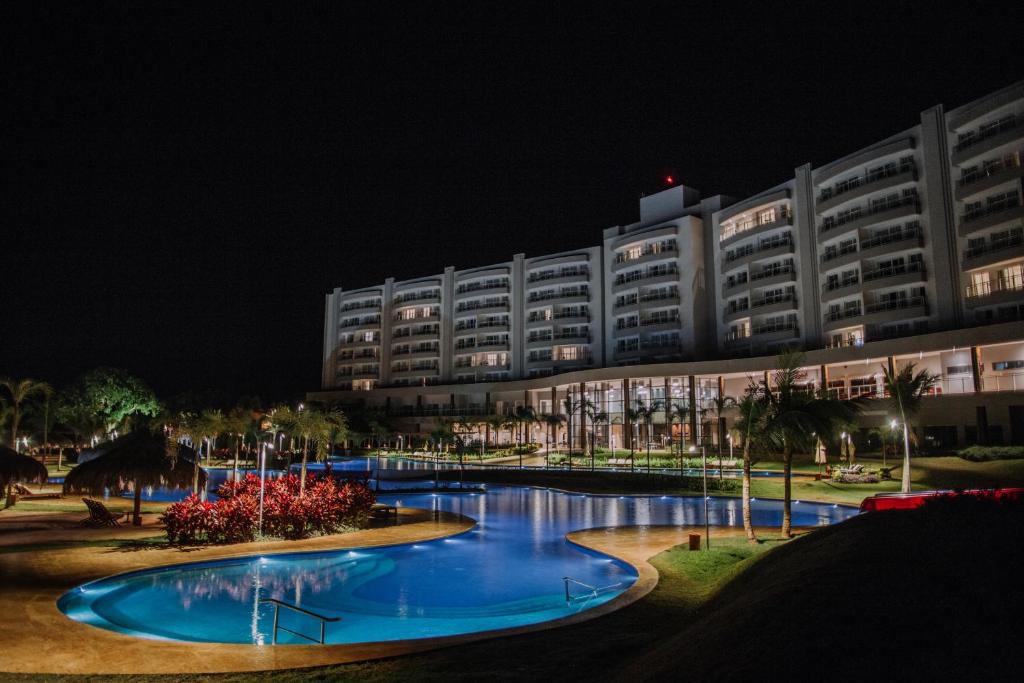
(311, 321, 1024, 452)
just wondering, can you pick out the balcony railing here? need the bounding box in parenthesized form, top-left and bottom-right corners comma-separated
(825, 276, 859, 292)
(527, 268, 589, 283)
(752, 293, 797, 309)
(859, 223, 922, 251)
(527, 289, 589, 303)
(751, 264, 795, 281)
(753, 320, 797, 336)
(393, 291, 440, 305)
(954, 116, 1020, 153)
(340, 300, 381, 312)
(613, 265, 679, 286)
(963, 233, 1024, 260)
(724, 235, 793, 263)
(865, 295, 927, 315)
(614, 241, 677, 264)
(825, 306, 863, 323)
(819, 195, 918, 234)
(958, 156, 1022, 187)
(961, 195, 1021, 224)
(862, 260, 925, 283)
(818, 160, 915, 203)
(965, 273, 1024, 299)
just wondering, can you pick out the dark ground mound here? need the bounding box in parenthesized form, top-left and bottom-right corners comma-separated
(631, 496, 1024, 681)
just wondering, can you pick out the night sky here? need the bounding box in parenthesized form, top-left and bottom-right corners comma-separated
(5, 2, 1023, 403)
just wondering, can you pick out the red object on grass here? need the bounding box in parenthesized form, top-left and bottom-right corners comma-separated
(859, 488, 1024, 513)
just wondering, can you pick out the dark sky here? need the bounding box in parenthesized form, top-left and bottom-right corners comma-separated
(5, 1, 1023, 403)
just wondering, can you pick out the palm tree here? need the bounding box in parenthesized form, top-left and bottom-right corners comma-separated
(223, 407, 253, 474)
(589, 409, 609, 470)
(485, 414, 505, 451)
(542, 413, 565, 468)
(882, 361, 939, 493)
(626, 405, 642, 472)
(761, 351, 863, 537)
(513, 405, 537, 466)
(182, 409, 224, 498)
(0, 378, 53, 451)
(632, 399, 663, 472)
(708, 393, 736, 479)
(667, 401, 690, 470)
(733, 385, 768, 543)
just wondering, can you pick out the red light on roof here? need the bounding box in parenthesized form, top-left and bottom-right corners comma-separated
(665, 175, 674, 185)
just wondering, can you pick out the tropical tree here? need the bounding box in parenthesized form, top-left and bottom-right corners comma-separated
(761, 351, 863, 537)
(562, 396, 583, 464)
(223, 407, 253, 473)
(309, 407, 348, 480)
(626, 405, 642, 472)
(542, 413, 565, 468)
(485, 414, 505, 450)
(195, 409, 226, 495)
(667, 401, 690, 468)
(0, 378, 53, 451)
(882, 361, 940, 493)
(733, 384, 769, 543)
(708, 393, 736, 478)
(56, 368, 160, 436)
(589, 409, 609, 470)
(632, 399, 663, 472)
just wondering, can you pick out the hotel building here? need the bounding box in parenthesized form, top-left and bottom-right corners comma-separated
(313, 81, 1024, 448)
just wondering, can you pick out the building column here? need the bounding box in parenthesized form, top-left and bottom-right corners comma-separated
(622, 379, 632, 451)
(688, 375, 698, 446)
(579, 382, 587, 454)
(820, 364, 829, 393)
(550, 386, 557, 415)
(485, 391, 492, 415)
(971, 346, 983, 393)
(717, 375, 726, 450)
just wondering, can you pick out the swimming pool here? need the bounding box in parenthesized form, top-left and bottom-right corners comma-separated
(57, 486, 855, 645)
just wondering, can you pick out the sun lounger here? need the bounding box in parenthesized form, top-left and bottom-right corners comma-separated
(13, 484, 63, 500)
(80, 498, 129, 527)
(370, 503, 399, 524)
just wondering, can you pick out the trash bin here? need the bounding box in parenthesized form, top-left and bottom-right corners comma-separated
(688, 533, 701, 551)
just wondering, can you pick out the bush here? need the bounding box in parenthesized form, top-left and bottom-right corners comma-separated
(161, 473, 376, 545)
(957, 446, 1024, 462)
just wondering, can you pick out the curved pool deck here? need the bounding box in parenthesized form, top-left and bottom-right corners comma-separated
(0, 489, 853, 675)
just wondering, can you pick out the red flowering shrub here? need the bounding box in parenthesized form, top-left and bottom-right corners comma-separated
(162, 472, 375, 545)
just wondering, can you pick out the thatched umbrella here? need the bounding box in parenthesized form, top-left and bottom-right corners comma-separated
(63, 430, 206, 526)
(1, 445, 49, 509)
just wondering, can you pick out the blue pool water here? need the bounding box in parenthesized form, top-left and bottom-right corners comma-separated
(58, 486, 855, 645)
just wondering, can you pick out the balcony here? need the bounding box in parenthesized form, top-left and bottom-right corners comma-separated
(860, 261, 927, 290)
(339, 317, 381, 330)
(749, 265, 797, 289)
(859, 224, 924, 259)
(955, 160, 1024, 201)
(750, 293, 798, 316)
(862, 296, 929, 326)
(527, 290, 590, 306)
(454, 282, 510, 299)
(822, 275, 860, 299)
(719, 210, 793, 248)
(614, 297, 641, 313)
(823, 305, 864, 330)
(394, 327, 440, 341)
(392, 292, 441, 306)
(639, 316, 681, 332)
(526, 335, 553, 348)
(721, 237, 795, 273)
(951, 117, 1023, 165)
(552, 332, 592, 344)
(611, 243, 678, 272)
(723, 301, 750, 324)
(390, 366, 439, 379)
(816, 163, 917, 214)
(818, 196, 920, 238)
(722, 277, 749, 296)
(964, 273, 1024, 308)
(613, 267, 680, 292)
(339, 300, 381, 313)
(476, 321, 510, 332)
(958, 197, 1024, 237)
(351, 370, 379, 380)
(525, 269, 590, 287)
(962, 234, 1024, 271)
(613, 346, 642, 360)
(393, 313, 440, 324)
(475, 340, 510, 352)
(456, 302, 510, 315)
(754, 320, 798, 337)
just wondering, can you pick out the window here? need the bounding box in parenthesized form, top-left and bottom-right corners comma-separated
(363, 332, 375, 342)
(1000, 264, 1024, 291)
(758, 208, 776, 225)
(992, 360, 1024, 371)
(946, 365, 972, 375)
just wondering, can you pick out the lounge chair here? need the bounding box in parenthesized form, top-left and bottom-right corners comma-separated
(839, 464, 864, 475)
(13, 484, 63, 500)
(80, 498, 129, 527)
(370, 503, 399, 524)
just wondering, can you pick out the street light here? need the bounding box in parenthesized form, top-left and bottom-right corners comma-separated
(689, 444, 710, 549)
(258, 442, 274, 536)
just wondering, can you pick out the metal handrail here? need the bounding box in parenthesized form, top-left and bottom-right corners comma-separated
(260, 598, 340, 644)
(563, 576, 623, 605)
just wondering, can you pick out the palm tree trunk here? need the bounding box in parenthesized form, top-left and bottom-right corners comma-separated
(742, 442, 756, 543)
(900, 417, 912, 493)
(133, 479, 143, 526)
(781, 445, 793, 538)
(300, 435, 310, 494)
(233, 435, 240, 475)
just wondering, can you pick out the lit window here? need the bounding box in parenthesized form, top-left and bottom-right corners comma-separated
(758, 208, 776, 224)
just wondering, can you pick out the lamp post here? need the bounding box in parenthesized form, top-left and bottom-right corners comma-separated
(727, 433, 733, 460)
(690, 444, 710, 549)
(258, 442, 273, 536)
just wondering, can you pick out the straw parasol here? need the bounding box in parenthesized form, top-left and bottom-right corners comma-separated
(63, 429, 205, 526)
(1, 445, 49, 509)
